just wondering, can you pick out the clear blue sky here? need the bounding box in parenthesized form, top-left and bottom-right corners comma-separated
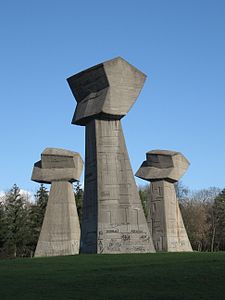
(0, 0, 224, 194)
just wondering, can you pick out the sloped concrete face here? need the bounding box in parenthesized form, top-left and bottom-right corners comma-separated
(31, 148, 83, 257)
(67, 58, 155, 254)
(136, 150, 192, 252)
(148, 180, 192, 252)
(81, 120, 155, 253)
(34, 181, 81, 257)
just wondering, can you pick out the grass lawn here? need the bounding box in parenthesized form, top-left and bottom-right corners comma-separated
(0, 252, 224, 300)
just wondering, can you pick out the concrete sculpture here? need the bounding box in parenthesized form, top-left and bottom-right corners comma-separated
(136, 150, 192, 252)
(67, 57, 155, 253)
(31, 148, 83, 257)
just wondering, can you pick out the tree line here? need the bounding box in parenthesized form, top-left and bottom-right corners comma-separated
(0, 182, 83, 259)
(0, 184, 48, 258)
(178, 184, 225, 252)
(0, 182, 224, 258)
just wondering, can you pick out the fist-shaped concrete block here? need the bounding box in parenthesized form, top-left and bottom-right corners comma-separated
(31, 148, 83, 257)
(136, 150, 192, 252)
(67, 57, 155, 254)
(67, 57, 146, 125)
(136, 150, 189, 182)
(31, 148, 83, 183)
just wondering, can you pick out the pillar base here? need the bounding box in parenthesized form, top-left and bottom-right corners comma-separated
(35, 181, 80, 257)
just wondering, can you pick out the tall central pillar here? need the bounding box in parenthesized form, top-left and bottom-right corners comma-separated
(67, 57, 155, 253)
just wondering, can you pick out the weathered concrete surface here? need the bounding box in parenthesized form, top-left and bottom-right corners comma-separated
(67, 57, 155, 254)
(34, 181, 81, 257)
(31, 148, 83, 257)
(136, 150, 192, 252)
(67, 57, 146, 125)
(32, 148, 83, 183)
(136, 150, 189, 183)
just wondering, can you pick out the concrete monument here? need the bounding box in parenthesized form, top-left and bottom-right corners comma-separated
(67, 57, 155, 253)
(136, 150, 192, 252)
(31, 148, 83, 257)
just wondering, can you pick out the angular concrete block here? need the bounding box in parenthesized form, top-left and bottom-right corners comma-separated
(41, 148, 82, 170)
(31, 148, 83, 257)
(67, 58, 155, 254)
(67, 57, 146, 125)
(136, 150, 190, 182)
(136, 150, 192, 252)
(32, 148, 83, 184)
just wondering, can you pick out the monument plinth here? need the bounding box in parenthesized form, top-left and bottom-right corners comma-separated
(67, 57, 155, 253)
(136, 150, 192, 252)
(31, 148, 83, 257)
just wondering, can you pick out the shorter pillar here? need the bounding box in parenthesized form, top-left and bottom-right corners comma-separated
(31, 148, 83, 257)
(136, 150, 192, 252)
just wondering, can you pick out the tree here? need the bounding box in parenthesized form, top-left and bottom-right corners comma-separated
(195, 187, 222, 252)
(180, 199, 210, 251)
(26, 184, 49, 256)
(0, 199, 6, 255)
(175, 181, 190, 202)
(211, 189, 225, 251)
(74, 181, 84, 223)
(179, 186, 221, 251)
(3, 184, 30, 257)
(34, 183, 48, 220)
(138, 185, 149, 218)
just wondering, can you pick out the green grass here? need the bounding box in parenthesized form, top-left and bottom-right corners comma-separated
(0, 252, 225, 300)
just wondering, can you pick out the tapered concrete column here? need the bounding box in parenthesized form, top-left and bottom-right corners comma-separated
(67, 57, 155, 253)
(31, 148, 83, 257)
(136, 150, 192, 252)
